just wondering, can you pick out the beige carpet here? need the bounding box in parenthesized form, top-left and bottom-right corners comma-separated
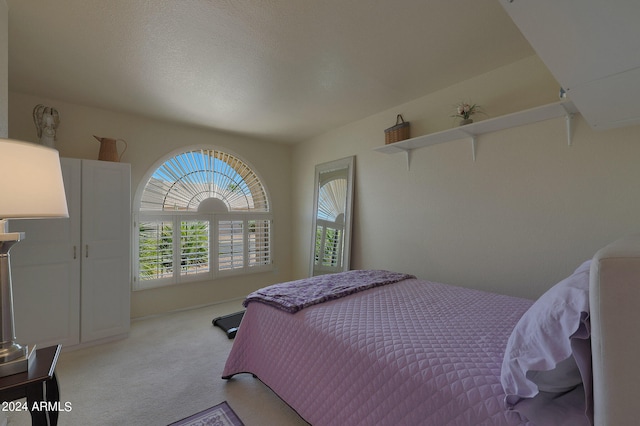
(6, 299, 308, 425)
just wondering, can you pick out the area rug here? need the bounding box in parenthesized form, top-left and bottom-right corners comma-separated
(169, 401, 244, 426)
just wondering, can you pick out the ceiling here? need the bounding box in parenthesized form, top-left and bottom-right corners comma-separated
(6, 0, 534, 144)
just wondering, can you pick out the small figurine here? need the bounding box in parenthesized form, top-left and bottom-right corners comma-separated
(33, 104, 60, 148)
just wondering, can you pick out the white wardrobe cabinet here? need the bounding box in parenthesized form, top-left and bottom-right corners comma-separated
(10, 158, 131, 349)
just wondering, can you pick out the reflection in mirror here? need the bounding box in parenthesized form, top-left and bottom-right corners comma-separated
(310, 156, 355, 276)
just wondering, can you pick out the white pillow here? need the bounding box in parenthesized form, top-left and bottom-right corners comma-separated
(526, 355, 582, 393)
(501, 260, 591, 405)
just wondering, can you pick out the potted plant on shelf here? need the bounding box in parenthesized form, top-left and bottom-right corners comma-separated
(451, 102, 483, 126)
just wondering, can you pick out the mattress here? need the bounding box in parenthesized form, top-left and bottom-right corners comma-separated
(223, 278, 534, 425)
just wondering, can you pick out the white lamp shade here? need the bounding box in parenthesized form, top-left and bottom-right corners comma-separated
(0, 139, 69, 219)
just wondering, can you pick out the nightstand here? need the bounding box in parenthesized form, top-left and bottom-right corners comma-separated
(0, 345, 61, 426)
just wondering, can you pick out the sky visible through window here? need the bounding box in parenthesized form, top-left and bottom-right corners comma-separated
(141, 150, 267, 213)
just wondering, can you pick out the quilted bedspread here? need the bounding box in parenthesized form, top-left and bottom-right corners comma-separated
(223, 277, 534, 425)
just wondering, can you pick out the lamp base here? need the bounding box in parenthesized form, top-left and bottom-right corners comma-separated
(0, 344, 36, 377)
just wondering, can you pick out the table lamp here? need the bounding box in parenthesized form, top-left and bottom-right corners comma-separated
(0, 138, 68, 376)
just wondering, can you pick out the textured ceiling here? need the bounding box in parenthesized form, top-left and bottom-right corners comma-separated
(7, 0, 534, 144)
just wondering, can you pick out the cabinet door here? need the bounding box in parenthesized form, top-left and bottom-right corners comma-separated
(11, 158, 82, 348)
(80, 160, 131, 342)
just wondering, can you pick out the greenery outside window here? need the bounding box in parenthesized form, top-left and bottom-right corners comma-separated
(312, 176, 346, 273)
(134, 148, 272, 290)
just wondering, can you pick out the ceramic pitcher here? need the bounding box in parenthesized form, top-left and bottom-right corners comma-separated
(93, 135, 127, 162)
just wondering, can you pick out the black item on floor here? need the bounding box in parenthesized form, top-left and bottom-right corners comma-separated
(212, 311, 245, 339)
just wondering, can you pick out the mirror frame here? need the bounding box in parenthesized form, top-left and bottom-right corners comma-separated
(309, 156, 355, 276)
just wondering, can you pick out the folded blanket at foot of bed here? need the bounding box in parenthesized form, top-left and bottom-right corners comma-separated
(243, 269, 415, 313)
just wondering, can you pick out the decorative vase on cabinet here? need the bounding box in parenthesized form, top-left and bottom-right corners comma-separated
(10, 158, 131, 349)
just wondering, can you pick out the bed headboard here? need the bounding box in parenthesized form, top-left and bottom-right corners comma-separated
(590, 234, 640, 426)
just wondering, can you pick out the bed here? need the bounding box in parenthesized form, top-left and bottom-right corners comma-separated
(222, 234, 640, 425)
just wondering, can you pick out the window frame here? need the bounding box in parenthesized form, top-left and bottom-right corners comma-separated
(133, 146, 273, 291)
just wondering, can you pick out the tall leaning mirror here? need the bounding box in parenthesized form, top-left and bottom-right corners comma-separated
(310, 156, 355, 276)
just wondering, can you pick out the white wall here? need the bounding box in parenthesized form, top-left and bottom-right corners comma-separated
(293, 55, 640, 300)
(0, 0, 7, 137)
(8, 92, 293, 318)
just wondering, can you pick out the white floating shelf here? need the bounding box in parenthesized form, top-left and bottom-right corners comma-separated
(374, 100, 578, 168)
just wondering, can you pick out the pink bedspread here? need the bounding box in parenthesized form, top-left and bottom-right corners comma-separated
(223, 277, 535, 425)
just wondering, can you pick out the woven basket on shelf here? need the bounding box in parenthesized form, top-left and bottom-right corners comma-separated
(384, 114, 410, 144)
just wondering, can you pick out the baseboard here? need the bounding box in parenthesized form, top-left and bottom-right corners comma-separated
(60, 332, 130, 352)
(132, 297, 245, 322)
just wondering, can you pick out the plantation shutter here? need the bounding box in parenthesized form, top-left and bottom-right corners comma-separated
(180, 219, 210, 276)
(249, 219, 271, 267)
(140, 149, 268, 212)
(138, 219, 174, 281)
(218, 220, 244, 270)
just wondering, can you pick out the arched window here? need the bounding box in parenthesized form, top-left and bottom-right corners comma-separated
(134, 148, 271, 290)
